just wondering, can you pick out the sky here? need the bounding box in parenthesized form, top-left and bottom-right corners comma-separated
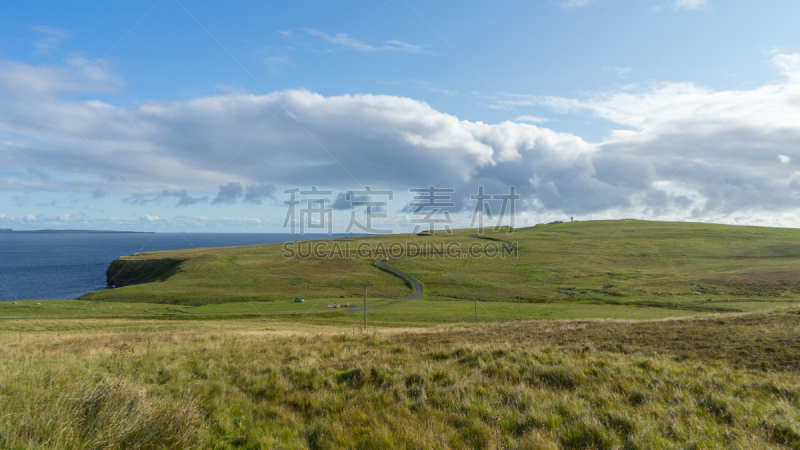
(1, 0, 800, 233)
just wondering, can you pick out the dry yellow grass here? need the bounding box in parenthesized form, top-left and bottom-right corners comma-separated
(2, 309, 799, 449)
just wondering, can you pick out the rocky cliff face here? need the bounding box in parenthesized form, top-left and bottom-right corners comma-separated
(106, 258, 185, 288)
(106, 273, 138, 287)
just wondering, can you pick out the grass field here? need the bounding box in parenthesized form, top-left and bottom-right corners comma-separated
(6, 220, 798, 324)
(0, 298, 706, 325)
(2, 309, 799, 449)
(3, 220, 800, 448)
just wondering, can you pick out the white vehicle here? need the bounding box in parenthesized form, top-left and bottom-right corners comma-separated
(383, 258, 389, 261)
(294, 297, 304, 302)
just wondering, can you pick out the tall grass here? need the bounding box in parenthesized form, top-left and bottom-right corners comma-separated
(1, 311, 799, 449)
(1, 377, 203, 449)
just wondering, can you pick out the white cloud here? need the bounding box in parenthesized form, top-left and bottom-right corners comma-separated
(514, 115, 549, 123)
(30, 25, 70, 55)
(383, 40, 429, 55)
(0, 66, 595, 212)
(772, 53, 800, 82)
(307, 29, 376, 51)
(0, 57, 121, 98)
(494, 53, 800, 216)
(2, 54, 800, 222)
(25, 214, 37, 221)
(305, 29, 430, 54)
(778, 155, 791, 164)
(602, 66, 632, 78)
(673, 0, 708, 11)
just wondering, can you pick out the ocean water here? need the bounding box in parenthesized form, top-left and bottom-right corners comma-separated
(0, 232, 347, 301)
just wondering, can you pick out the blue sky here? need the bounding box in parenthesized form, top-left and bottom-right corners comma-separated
(1, 0, 800, 232)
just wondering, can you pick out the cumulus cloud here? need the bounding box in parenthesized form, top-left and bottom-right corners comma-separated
(244, 182, 276, 204)
(495, 53, 800, 217)
(211, 182, 244, 204)
(2, 53, 800, 223)
(173, 191, 207, 206)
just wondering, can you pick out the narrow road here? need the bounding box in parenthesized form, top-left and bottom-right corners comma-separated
(342, 258, 423, 312)
(376, 258, 422, 302)
(313, 258, 424, 315)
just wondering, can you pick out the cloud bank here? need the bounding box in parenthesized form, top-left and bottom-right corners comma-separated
(1, 54, 800, 225)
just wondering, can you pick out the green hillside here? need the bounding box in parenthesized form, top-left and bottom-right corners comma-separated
(55, 220, 800, 322)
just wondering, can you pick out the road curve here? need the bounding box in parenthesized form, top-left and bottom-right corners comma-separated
(314, 258, 424, 315)
(376, 258, 422, 302)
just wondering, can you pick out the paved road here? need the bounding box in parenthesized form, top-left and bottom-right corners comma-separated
(331, 258, 423, 313)
(376, 258, 422, 302)
(307, 258, 424, 315)
(339, 235, 512, 314)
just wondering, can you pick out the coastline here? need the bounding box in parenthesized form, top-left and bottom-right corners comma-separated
(1, 232, 366, 302)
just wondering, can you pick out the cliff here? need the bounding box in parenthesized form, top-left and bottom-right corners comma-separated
(106, 257, 185, 287)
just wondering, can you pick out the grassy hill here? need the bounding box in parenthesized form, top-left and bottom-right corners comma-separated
(388, 220, 800, 312)
(83, 221, 800, 312)
(4, 220, 799, 322)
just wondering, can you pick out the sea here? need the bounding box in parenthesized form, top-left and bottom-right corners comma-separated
(0, 232, 349, 301)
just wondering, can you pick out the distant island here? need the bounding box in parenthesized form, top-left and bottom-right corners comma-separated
(0, 229, 153, 233)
